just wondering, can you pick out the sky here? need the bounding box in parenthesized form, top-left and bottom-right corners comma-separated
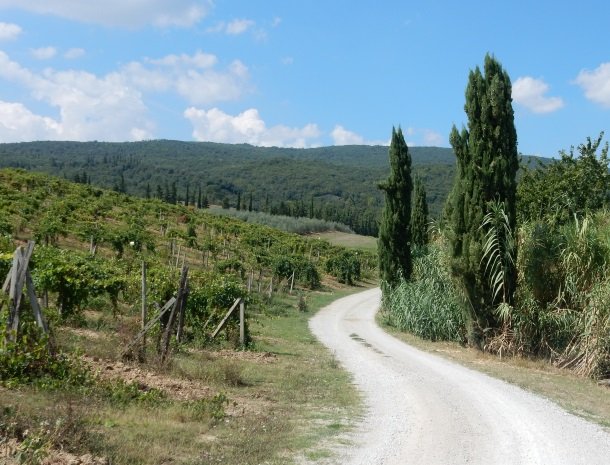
(0, 1, 608, 157)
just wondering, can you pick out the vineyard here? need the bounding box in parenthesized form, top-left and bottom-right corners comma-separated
(0, 168, 375, 464)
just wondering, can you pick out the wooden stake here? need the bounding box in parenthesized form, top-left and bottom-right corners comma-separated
(239, 300, 245, 346)
(141, 261, 147, 359)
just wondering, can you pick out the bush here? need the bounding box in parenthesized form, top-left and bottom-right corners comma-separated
(325, 250, 361, 285)
(0, 322, 90, 388)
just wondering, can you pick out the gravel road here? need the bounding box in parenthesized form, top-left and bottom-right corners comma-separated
(309, 287, 610, 465)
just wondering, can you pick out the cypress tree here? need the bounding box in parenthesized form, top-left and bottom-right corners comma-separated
(236, 192, 242, 211)
(145, 183, 151, 199)
(411, 176, 429, 247)
(197, 184, 202, 209)
(248, 193, 253, 212)
(445, 54, 519, 334)
(378, 127, 413, 286)
(185, 183, 190, 206)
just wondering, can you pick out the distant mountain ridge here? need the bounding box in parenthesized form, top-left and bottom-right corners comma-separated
(0, 140, 543, 236)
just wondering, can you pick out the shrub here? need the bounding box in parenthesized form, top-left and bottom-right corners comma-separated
(325, 250, 361, 285)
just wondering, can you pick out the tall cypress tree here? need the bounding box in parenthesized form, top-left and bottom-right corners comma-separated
(378, 127, 413, 286)
(411, 176, 429, 247)
(445, 54, 519, 333)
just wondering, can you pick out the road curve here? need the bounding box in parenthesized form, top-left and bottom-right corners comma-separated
(309, 287, 610, 465)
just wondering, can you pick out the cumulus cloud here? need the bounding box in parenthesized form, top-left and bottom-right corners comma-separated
(0, 101, 61, 140)
(30, 46, 57, 60)
(0, 22, 21, 40)
(0, 51, 153, 141)
(512, 76, 564, 113)
(64, 47, 85, 59)
(575, 62, 610, 108)
(332, 125, 363, 145)
(126, 51, 250, 105)
(0, 0, 211, 28)
(185, 107, 321, 148)
(331, 125, 389, 146)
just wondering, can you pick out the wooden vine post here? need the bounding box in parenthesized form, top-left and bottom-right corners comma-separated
(1, 241, 50, 347)
(140, 261, 147, 360)
(160, 264, 189, 362)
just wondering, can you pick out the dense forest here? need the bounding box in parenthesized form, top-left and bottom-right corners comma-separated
(0, 140, 545, 236)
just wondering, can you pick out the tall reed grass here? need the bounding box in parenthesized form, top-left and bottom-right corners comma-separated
(382, 243, 467, 342)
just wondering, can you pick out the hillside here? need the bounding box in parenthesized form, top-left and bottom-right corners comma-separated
(0, 140, 545, 236)
(0, 168, 375, 464)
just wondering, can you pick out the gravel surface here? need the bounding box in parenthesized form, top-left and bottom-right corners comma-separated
(309, 287, 610, 465)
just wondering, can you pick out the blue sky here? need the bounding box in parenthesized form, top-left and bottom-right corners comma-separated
(0, 1, 608, 157)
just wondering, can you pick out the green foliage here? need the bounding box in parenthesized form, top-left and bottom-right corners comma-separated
(411, 176, 429, 247)
(185, 273, 247, 345)
(272, 255, 320, 289)
(325, 250, 361, 285)
(33, 247, 126, 317)
(0, 322, 90, 388)
(102, 379, 165, 406)
(382, 243, 466, 342)
(518, 133, 609, 224)
(378, 127, 413, 285)
(480, 200, 516, 306)
(445, 54, 519, 336)
(185, 392, 230, 421)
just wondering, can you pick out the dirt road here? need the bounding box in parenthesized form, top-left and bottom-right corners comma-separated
(309, 288, 610, 465)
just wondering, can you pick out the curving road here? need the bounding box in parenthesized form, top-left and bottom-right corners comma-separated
(309, 288, 610, 465)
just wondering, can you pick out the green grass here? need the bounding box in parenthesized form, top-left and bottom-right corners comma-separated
(313, 231, 377, 252)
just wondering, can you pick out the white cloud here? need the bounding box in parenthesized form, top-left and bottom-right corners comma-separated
(0, 22, 21, 40)
(126, 52, 250, 105)
(64, 47, 85, 59)
(30, 46, 57, 60)
(0, 51, 153, 141)
(0, 0, 211, 28)
(423, 129, 443, 146)
(575, 62, 610, 108)
(226, 19, 254, 35)
(332, 125, 364, 145)
(185, 107, 321, 148)
(0, 101, 61, 140)
(331, 125, 388, 146)
(0, 48, 252, 141)
(271, 17, 282, 27)
(147, 51, 217, 69)
(206, 18, 256, 35)
(281, 56, 294, 65)
(512, 76, 564, 113)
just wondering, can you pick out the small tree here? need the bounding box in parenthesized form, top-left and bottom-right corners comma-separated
(411, 176, 429, 247)
(378, 127, 413, 286)
(518, 132, 609, 224)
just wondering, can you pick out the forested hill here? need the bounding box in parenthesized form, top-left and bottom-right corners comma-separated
(0, 140, 540, 236)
